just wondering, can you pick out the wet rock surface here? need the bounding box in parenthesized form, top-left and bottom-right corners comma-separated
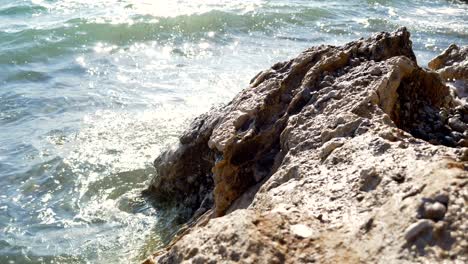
(145, 28, 468, 263)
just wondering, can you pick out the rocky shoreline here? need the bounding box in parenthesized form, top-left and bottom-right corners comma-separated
(144, 28, 467, 263)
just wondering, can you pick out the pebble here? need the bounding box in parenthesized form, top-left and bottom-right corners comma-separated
(370, 68, 382, 76)
(423, 201, 447, 221)
(433, 221, 447, 239)
(439, 109, 449, 123)
(452, 131, 464, 141)
(404, 219, 433, 241)
(290, 224, 316, 239)
(448, 117, 467, 133)
(434, 193, 449, 205)
(443, 136, 456, 146)
(458, 139, 468, 147)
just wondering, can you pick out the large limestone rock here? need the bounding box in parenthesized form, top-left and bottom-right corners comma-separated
(145, 28, 468, 263)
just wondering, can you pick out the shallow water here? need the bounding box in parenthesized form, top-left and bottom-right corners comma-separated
(0, 0, 467, 263)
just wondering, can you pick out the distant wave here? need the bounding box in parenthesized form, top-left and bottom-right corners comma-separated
(0, 4, 47, 16)
(0, 8, 334, 64)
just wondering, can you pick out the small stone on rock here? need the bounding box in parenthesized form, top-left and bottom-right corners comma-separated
(448, 117, 467, 133)
(404, 219, 434, 241)
(290, 224, 315, 239)
(423, 201, 447, 221)
(434, 193, 449, 205)
(370, 68, 382, 76)
(457, 139, 468, 147)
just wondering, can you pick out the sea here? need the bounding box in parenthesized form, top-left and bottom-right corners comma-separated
(0, 0, 467, 263)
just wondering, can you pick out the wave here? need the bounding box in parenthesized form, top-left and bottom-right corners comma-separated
(0, 4, 465, 66)
(0, 8, 332, 64)
(0, 4, 47, 16)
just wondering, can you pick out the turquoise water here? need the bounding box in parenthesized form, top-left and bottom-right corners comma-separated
(0, 0, 467, 263)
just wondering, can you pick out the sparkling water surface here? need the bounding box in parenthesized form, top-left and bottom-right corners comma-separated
(0, 0, 467, 263)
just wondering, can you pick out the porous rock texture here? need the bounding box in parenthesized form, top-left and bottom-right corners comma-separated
(145, 28, 468, 263)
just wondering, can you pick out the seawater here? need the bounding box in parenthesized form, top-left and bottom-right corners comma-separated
(0, 0, 467, 263)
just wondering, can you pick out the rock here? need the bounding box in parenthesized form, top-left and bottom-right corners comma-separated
(434, 192, 450, 205)
(458, 139, 468, 148)
(422, 201, 447, 221)
(428, 44, 468, 100)
(290, 224, 316, 238)
(370, 68, 382, 76)
(433, 221, 447, 239)
(144, 107, 225, 218)
(146, 28, 468, 264)
(448, 117, 467, 132)
(404, 219, 434, 241)
(452, 131, 464, 142)
(439, 109, 449, 123)
(428, 44, 468, 81)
